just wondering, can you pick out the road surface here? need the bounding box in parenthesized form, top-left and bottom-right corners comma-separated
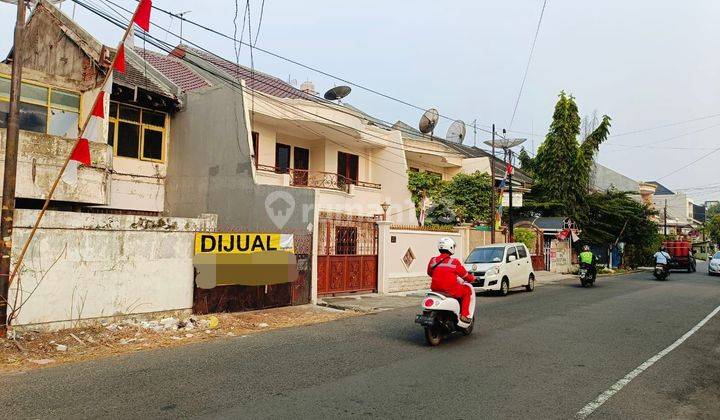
(3, 265, 719, 419)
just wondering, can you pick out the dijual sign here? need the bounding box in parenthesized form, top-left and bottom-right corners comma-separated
(194, 233, 294, 254)
(193, 233, 297, 289)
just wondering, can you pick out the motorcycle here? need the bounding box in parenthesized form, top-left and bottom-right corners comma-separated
(579, 264, 595, 287)
(415, 284, 476, 346)
(653, 263, 669, 280)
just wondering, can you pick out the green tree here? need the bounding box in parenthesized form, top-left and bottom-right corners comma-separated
(519, 91, 611, 219)
(407, 170, 443, 225)
(439, 171, 492, 224)
(579, 190, 659, 267)
(707, 203, 720, 220)
(707, 214, 720, 246)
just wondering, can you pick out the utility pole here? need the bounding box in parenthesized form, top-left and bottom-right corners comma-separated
(490, 124, 496, 244)
(0, 0, 27, 336)
(508, 148, 515, 242)
(664, 199, 668, 237)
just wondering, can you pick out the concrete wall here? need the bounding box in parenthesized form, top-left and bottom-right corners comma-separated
(379, 226, 463, 293)
(591, 162, 639, 194)
(8, 210, 217, 329)
(0, 129, 110, 204)
(164, 85, 315, 233)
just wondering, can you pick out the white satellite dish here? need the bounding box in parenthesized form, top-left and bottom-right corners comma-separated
(446, 120, 466, 144)
(418, 108, 439, 135)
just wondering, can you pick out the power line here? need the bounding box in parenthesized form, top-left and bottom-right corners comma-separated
(73, 0, 474, 181)
(508, 0, 548, 130)
(111, 0, 498, 135)
(254, 0, 266, 47)
(655, 146, 720, 181)
(87, 0, 509, 158)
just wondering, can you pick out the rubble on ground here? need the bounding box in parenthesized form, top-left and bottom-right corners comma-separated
(1, 306, 355, 372)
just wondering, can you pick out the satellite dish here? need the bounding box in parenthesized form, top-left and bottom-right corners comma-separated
(446, 120, 466, 144)
(418, 108, 439, 134)
(324, 85, 351, 102)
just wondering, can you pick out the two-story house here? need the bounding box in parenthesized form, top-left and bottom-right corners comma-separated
(1, 0, 181, 215)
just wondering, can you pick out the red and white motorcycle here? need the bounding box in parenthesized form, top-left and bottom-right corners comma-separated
(415, 284, 476, 346)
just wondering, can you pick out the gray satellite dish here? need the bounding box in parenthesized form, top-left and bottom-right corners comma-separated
(483, 138, 527, 149)
(418, 108, 439, 134)
(446, 120, 466, 144)
(324, 85, 351, 102)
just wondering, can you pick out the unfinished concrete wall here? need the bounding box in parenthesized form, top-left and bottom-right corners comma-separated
(0, 130, 110, 204)
(8, 210, 217, 329)
(165, 85, 315, 233)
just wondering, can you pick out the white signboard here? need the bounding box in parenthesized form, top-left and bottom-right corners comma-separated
(502, 192, 523, 207)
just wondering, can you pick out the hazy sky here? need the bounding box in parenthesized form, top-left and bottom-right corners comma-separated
(1, 0, 718, 202)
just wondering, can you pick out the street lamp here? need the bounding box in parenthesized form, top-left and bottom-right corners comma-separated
(484, 134, 526, 242)
(380, 201, 391, 221)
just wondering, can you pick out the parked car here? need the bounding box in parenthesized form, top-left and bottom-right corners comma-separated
(463, 243, 535, 296)
(709, 252, 720, 276)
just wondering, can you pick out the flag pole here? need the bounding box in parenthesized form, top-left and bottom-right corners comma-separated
(5, 2, 145, 309)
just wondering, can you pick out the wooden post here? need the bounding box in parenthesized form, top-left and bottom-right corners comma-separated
(0, 0, 27, 335)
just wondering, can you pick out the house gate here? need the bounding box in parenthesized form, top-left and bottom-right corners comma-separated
(317, 212, 378, 295)
(193, 233, 312, 314)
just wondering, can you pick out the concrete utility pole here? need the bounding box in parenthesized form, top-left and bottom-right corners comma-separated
(0, 0, 27, 335)
(664, 200, 668, 237)
(490, 124, 496, 244)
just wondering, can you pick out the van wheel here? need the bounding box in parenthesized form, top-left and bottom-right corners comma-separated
(424, 326, 442, 346)
(498, 278, 510, 296)
(526, 274, 535, 292)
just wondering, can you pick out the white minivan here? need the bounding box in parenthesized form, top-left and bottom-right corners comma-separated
(463, 243, 535, 296)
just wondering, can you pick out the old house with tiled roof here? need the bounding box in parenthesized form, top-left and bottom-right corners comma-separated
(1, 0, 215, 329)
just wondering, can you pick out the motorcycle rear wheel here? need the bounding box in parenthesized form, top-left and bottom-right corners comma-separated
(425, 326, 442, 346)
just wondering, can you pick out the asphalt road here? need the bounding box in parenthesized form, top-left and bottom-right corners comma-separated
(3, 264, 720, 419)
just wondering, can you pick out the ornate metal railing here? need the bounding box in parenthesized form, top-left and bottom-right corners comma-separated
(255, 165, 381, 192)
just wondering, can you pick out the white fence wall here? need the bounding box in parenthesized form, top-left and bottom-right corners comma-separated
(378, 225, 465, 293)
(8, 210, 217, 330)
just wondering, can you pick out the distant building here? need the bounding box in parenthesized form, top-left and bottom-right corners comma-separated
(647, 181, 702, 237)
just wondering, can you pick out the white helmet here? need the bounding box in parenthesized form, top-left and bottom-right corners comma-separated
(438, 237, 456, 255)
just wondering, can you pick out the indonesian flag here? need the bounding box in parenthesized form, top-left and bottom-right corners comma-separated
(134, 0, 152, 32)
(114, 42, 126, 73)
(113, 0, 152, 73)
(62, 75, 112, 185)
(61, 139, 91, 185)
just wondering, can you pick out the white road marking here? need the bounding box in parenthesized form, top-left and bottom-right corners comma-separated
(576, 304, 720, 419)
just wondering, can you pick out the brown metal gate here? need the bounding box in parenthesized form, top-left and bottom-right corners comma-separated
(193, 233, 312, 314)
(317, 212, 378, 295)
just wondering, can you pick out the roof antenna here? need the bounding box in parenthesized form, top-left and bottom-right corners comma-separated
(174, 10, 192, 43)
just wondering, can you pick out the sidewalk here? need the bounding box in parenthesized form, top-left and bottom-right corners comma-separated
(319, 271, 575, 313)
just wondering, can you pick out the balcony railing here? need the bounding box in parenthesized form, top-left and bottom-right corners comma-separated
(255, 165, 381, 192)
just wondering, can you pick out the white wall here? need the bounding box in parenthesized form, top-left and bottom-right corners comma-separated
(383, 228, 463, 293)
(8, 210, 217, 329)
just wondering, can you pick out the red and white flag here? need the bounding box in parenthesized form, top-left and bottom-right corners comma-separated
(134, 0, 152, 32)
(113, 0, 152, 73)
(61, 139, 91, 185)
(62, 75, 111, 184)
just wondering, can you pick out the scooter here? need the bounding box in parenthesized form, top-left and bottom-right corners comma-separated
(415, 283, 476, 346)
(579, 265, 595, 287)
(653, 263, 669, 280)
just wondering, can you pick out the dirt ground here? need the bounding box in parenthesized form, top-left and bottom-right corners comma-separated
(0, 305, 355, 373)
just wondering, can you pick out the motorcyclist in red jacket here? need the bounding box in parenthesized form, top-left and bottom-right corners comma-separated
(427, 237, 476, 323)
